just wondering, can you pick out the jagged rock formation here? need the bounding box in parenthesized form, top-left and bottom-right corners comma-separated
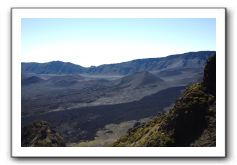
(21, 121, 65, 147)
(113, 55, 216, 147)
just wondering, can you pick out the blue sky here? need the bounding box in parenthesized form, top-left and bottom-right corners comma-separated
(21, 18, 216, 67)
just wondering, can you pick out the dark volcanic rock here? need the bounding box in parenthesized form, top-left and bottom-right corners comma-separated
(22, 86, 185, 143)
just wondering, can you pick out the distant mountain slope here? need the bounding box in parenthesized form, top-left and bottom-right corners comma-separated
(22, 51, 215, 75)
(22, 61, 85, 74)
(113, 55, 216, 147)
(89, 51, 214, 75)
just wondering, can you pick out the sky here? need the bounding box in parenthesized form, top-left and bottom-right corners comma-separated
(21, 18, 216, 67)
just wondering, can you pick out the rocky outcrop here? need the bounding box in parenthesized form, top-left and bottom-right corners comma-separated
(22, 121, 65, 147)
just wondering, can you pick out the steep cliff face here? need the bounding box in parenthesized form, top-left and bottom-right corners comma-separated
(203, 55, 216, 96)
(22, 121, 66, 147)
(113, 55, 216, 147)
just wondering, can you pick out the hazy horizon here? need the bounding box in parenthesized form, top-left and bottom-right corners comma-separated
(21, 18, 216, 67)
(21, 50, 215, 67)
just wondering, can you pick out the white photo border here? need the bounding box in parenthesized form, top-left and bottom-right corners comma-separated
(11, 7, 226, 158)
